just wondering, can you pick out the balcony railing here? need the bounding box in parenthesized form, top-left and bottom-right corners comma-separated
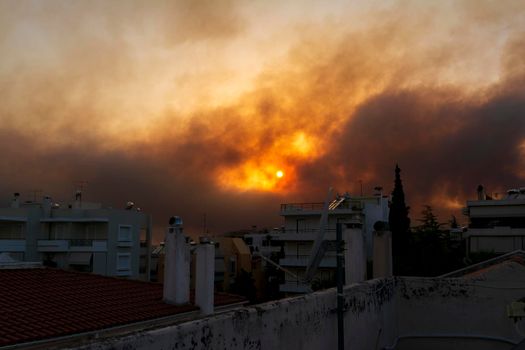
(281, 202, 363, 212)
(280, 255, 337, 268)
(37, 239, 108, 252)
(281, 228, 337, 234)
(279, 281, 311, 293)
(281, 203, 325, 211)
(69, 239, 93, 247)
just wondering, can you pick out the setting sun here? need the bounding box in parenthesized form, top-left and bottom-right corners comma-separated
(276, 170, 284, 178)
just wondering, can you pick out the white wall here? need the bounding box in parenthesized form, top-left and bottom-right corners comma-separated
(80, 274, 525, 350)
(394, 277, 525, 349)
(81, 279, 398, 350)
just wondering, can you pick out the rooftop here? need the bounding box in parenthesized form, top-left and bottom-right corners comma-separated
(0, 268, 245, 347)
(280, 194, 386, 213)
(441, 250, 525, 278)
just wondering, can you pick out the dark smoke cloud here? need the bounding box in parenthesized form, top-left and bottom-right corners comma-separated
(1, 1, 525, 239)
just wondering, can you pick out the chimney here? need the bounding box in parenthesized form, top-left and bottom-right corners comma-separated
(42, 196, 52, 217)
(477, 185, 486, 200)
(344, 222, 366, 284)
(163, 216, 190, 305)
(11, 193, 20, 208)
(372, 221, 392, 278)
(195, 237, 215, 315)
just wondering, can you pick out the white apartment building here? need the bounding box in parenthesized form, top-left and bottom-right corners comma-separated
(270, 193, 389, 294)
(0, 192, 151, 280)
(464, 186, 525, 255)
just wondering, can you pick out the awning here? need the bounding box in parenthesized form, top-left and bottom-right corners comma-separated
(68, 252, 92, 265)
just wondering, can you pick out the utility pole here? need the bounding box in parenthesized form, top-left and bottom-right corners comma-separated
(336, 222, 345, 350)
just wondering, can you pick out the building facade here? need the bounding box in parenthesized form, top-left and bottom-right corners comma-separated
(0, 193, 151, 280)
(244, 193, 389, 294)
(464, 187, 525, 255)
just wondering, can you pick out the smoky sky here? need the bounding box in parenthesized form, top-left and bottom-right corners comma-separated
(1, 1, 525, 240)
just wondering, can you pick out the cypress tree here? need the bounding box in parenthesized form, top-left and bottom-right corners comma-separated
(388, 164, 411, 274)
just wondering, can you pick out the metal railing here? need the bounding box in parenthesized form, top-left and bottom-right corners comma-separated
(280, 203, 325, 211)
(281, 228, 337, 234)
(280, 202, 363, 212)
(69, 239, 93, 247)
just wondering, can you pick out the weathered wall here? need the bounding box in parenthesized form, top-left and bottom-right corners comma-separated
(79, 275, 525, 350)
(392, 277, 525, 350)
(81, 278, 397, 350)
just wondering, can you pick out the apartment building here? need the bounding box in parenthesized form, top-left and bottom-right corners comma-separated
(245, 193, 388, 294)
(464, 186, 525, 255)
(0, 192, 151, 280)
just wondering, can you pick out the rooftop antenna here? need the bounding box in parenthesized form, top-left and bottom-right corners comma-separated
(28, 189, 42, 202)
(203, 213, 207, 235)
(77, 180, 88, 193)
(359, 179, 363, 196)
(76, 181, 88, 207)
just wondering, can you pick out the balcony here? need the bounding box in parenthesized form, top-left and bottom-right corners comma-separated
(37, 240, 69, 252)
(70, 240, 107, 252)
(37, 240, 107, 252)
(277, 229, 338, 241)
(280, 201, 363, 215)
(279, 281, 311, 294)
(464, 227, 525, 237)
(280, 255, 337, 268)
(281, 202, 325, 212)
(0, 240, 26, 252)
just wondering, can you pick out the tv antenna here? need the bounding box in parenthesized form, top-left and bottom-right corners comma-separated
(28, 189, 43, 202)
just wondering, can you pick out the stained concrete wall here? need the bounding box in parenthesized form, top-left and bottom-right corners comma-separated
(81, 279, 397, 350)
(80, 276, 525, 350)
(393, 277, 525, 350)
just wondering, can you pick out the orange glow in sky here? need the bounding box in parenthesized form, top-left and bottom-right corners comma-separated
(217, 131, 321, 192)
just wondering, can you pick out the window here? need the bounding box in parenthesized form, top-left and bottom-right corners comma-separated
(51, 223, 68, 239)
(0, 223, 25, 239)
(118, 225, 132, 242)
(117, 253, 131, 275)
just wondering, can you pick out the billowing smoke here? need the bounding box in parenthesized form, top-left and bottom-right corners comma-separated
(1, 1, 525, 239)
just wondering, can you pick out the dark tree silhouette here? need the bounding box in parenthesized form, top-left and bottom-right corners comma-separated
(419, 205, 441, 232)
(388, 164, 411, 274)
(411, 206, 465, 276)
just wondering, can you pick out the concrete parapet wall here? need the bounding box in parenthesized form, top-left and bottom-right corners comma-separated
(82, 279, 397, 350)
(80, 276, 525, 350)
